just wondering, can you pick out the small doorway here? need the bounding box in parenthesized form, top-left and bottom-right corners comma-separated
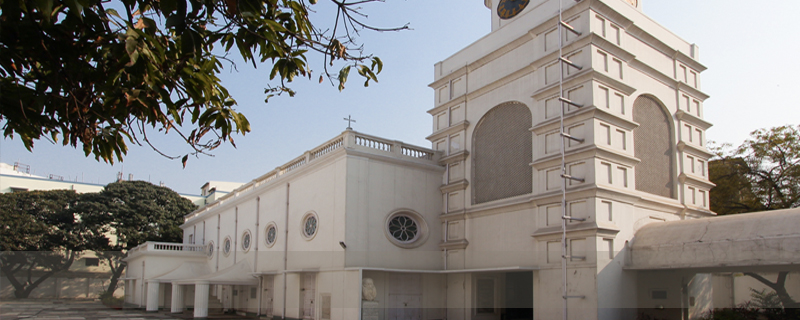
(301, 273, 316, 319)
(387, 274, 422, 320)
(261, 276, 274, 317)
(504, 272, 533, 320)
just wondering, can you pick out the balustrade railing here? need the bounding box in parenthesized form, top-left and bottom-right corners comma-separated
(127, 242, 206, 256)
(355, 135, 392, 151)
(184, 130, 439, 222)
(311, 137, 344, 160)
(402, 146, 435, 160)
(281, 157, 306, 175)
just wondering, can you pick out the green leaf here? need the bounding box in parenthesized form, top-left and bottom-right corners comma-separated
(372, 57, 383, 74)
(337, 66, 350, 91)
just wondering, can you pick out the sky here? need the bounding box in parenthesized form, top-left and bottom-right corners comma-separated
(1, 0, 798, 195)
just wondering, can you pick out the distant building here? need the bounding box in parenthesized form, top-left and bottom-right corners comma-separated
(0, 162, 241, 299)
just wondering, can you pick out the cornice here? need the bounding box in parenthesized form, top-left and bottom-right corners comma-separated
(677, 82, 710, 101)
(532, 145, 639, 170)
(676, 141, 715, 159)
(595, 106, 639, 130)
(531, 224, 620, 241)
(532, 145, 598, 170)
(675, 110, 712, 130)
(439, 210, 466, 222)
(532, 69, 636, 103)
(429, 66, 468, 89)
(427, 95, 467, 116)
(531, 105, 596, 134)
(531, 105, 638, 134)
(674, 50, 707, 73)
(591, 33, 636, 63)
(464, 194, 538, 219)
(426, 121, 470, 142)
(439, 239, 469, 250)
(439, 150, 470, 166)
(678, 173, 716, 189)
(440, 179, 469, 194)
(596, 147, 640, 167)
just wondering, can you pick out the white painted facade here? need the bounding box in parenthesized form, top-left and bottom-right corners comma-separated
(122, 1, 800, 319)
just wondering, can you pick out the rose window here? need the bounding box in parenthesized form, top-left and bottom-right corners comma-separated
(388, 215, 418, 242)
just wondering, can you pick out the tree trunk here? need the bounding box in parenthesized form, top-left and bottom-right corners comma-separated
(1, 251, 76, 299)
(744, 272, 799, 309)
(104, 260, 126, 296)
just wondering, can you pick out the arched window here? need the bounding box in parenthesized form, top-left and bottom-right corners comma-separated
(472, 102, 533, 204)
(633, 96, 675, 199)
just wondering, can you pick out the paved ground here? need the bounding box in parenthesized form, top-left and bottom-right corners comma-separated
(0, 300, 257, 320)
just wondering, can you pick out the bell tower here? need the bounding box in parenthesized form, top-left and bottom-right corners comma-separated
(429, 0, 712, 319)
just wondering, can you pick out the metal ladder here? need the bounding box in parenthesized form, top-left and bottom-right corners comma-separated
(557, 1, 585, 319)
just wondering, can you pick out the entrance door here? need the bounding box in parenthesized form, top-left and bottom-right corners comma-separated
(262, 276, 274, 317)
(387, 274, 422, 320)
(301, 273, 316, 319)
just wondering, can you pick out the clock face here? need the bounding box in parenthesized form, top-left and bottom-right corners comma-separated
(497, 0, 530, 20)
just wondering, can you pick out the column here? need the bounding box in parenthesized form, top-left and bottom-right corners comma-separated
(145, 280, 160, 312)
(194, 281, 210, 318)
(171, 283, 184, 313)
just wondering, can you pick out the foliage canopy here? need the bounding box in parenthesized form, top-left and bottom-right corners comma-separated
(75, 180, 197, 295)
(0, 189, 103, 298)
(709, 125, 800, 214)
(0, 0, 400, 165)
(0, 181, 196, 298)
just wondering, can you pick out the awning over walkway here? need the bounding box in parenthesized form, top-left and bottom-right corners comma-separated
(151, 261, 210, 282)
(627, 208, 800, 270)
(173, 259, 258, 286)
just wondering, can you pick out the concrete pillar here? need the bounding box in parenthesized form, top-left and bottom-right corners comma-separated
(145, 280, 160, 312)
(171, 284, 184, 313)
(194, 281, 210, 318)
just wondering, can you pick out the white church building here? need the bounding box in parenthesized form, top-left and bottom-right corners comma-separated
(123, 0, 800, 319)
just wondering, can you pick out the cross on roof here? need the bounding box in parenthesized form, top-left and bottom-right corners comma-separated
(343, 115, 356, 130)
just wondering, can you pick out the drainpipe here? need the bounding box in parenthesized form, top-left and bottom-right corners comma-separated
(234, 207, 238, 264)
(283, 183, 290, 319)
(444, 220, 448, 271)
(443, 219, 448, 320)
(217, 215, 221, 272)
(358, 269, 363, 320)
(256, 197, 261, 315)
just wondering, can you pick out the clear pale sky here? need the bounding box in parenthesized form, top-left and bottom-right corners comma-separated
(1, 0, 798, 195)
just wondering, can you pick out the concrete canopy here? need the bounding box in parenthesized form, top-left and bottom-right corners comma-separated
(151, 261, 210, 282)
(173, 260, 258, 286)
(627, 208, 800, 271)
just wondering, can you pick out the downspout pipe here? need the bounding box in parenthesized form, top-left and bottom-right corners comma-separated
(283, 183, 290, 319)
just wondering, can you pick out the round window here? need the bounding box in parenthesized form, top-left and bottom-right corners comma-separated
(241, 230, 252, 252)
(223, 237, 232, 256)
(388, 215, 419, 242)
(302, 212, 318, 240)
(384, 210, 428, 248)
(207, 241, 214, 258)
(265, 223, 277, 247)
